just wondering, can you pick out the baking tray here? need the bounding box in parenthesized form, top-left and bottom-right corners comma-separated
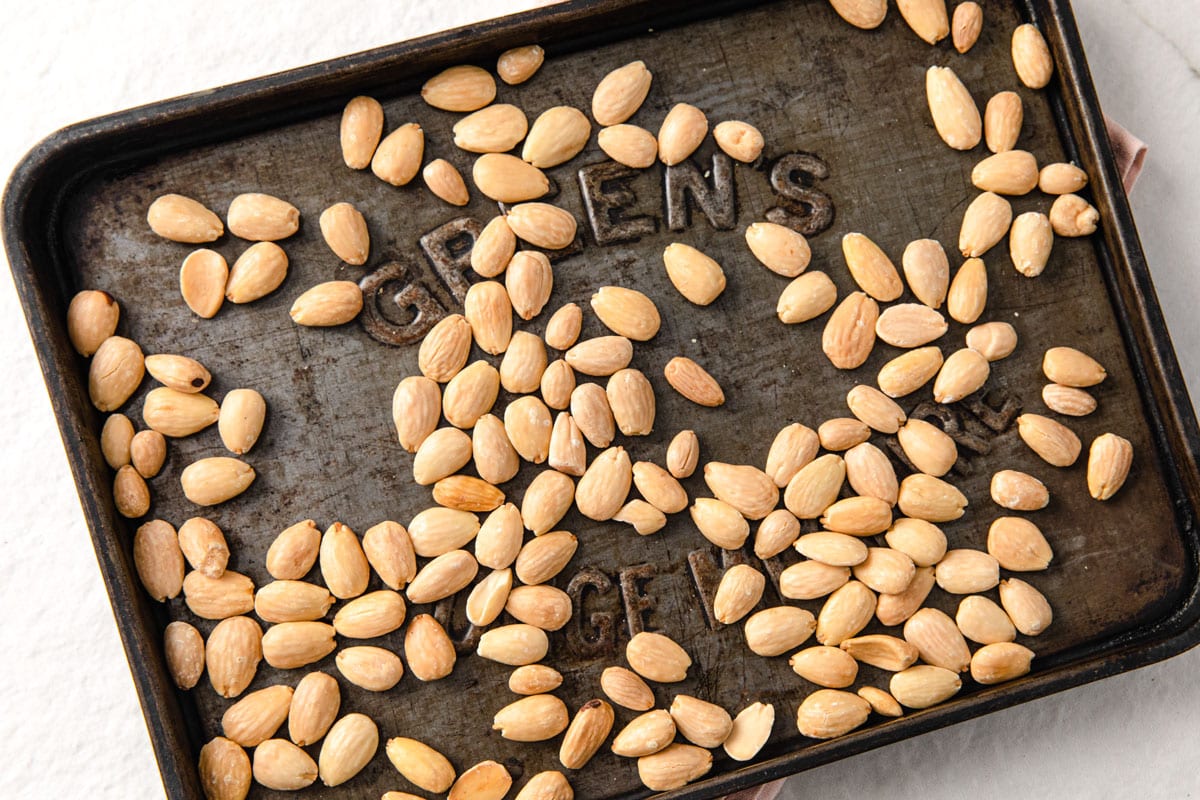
(5, 0, 1200, 797)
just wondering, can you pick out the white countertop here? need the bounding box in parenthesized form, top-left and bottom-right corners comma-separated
(1, 1, 1197, 797)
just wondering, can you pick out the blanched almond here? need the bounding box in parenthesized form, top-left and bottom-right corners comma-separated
(453, 104, 528, 153)
(935, 548, 1000, 594)
(670, 695, 732, 748)
(493, 694, 569, 741)
(1050, 193, 1100, 237)
(613, 499, 667, 535)
(999, 578, 1053, 635)
(959, 192, 1012, 257)
(372, 123, 424, 186)
(664, 357, 723, 407)
(858, 686, 903, 718)
(852, 547, 916, 594)
(903, 607, 971, 672)
(1012, 23, 1054, 89)
(198, 738, 250, 800)
(601, 666, 655, 711)
(443, 360, 501, 429)
(206, 616, 262, 698)
(542, 360, 576, 410)
(657, 103, 708, 165)
(340, 95, 383, 169)
(421, 65, 495, 112)
(744, 606, 815, 656)
(1017, 413, 1081, 466)
(1039, 162, 1089, 194)
(790, 646, 858, 688)
(990, 469, 1050, 511)
(423, 159, 470, 205)
(828, 0, 888, 29)
(796, 689, 870, 739)
(878, 346, 944, 398)
(576, 446, 632, 520)
(500, 330, 548, 394)
(947, 256, 988, 324)
(320, 522, 369, 600)
(591, 286, 660, 341)
(890, 665, 961, 708)
(704, 462, 777, 520)
(254, 580, 334, 623)
(815, 580, 876, 645)
(571, 383, 615, 447)
(667, 429, 700, 478)
(89, 336, 144, 412)
(821, 496, 893, 535)
(404, 614, 457, 681)
(498, 44, 544, 85)
(114, 465, 150, 518)
(952, 1, 983, 53)
(607, 368, 656, 435)
(100, 413, 133, 469)
(472, 216, 517, 278)
(505, 395, 553, 464)
(217, 388, 266, 455)
(897, 473, 967, 522)
(933, 347, 990, 403)
(746, 221, 811, 277)
(514, 529, 577, 583)
(784, 453, 846, 519)
(180, 457, 255, 506)
(886, 517, 947, 567)
(612, 710, 676, 757)
(449, 761, 512, 800)
(876, 566, 934, 626)
(521, 470, 575, 536)
(632, 461, 688, 513)
(626, 631, 691, 682)
(289, 671, 340, 746)
(253, 739, 318, 791)
(966, 321, 1017, 361)
(227, 193, 298, 242)
(475, 503, 523, 568)
(592, 61, 653, 126)
(847, 384, 905, 433)
(413, 427, 473, 486)
(1043, 346, 1106, 387)
(143, 386, 219, 438)
(392, 376, 440, 452)
(898, 0, 949, 43)
(971, 642, 1035, 684)
(506, 250, 555, 319)
(956, 595, 1017, 644)
(823, 293, 879, 369)
(510, 664, 563, 695)
(1009, 211, 1054, 277)
(164, 621, 205, 690)
(818, 418, 870, 451)
(926, 65, 981, 150)
(988, 516, 1053, 571)
(972, 150, 1039, 195)
(336, 646, 404, 691)
(406, 550, 478, 604)
(902, 238, 950, 308)
(691, 497, 749, 549)
(598, 124, 658, 168)
(842, 232, 902, 302)
(363, 520, 417, 590)
(319, 202, 369, 265)
(226, 242, 287, 303)
(1088, 432, 1133, 500)
(549, 412, 587, 476)
(133, 520, 183, 601)
(795, 532, 868, 568)
(477, 624, 549, 666)
(876, 303, 948, 348)
(637, 744, 711, 791)
(266, 520, 321, 581)
(780, 560, 850, 600)
(148, 194, 223, 243)
(386, 738, 454, 792)
(333, 590, 406, 639)
(663, 243, 725, 305)
(318, 714, 378, 787)
(985, 90, 1024, 153)
(179, 250, 227, 318)
(713, 564, 766, 624)
(506, 203, 577, 250)
(840, 634, 919, 671)
(261, 621, 336, 669)
(523, 106, 591, 168)
(506, 584, 572, 630)
(713, 120, 764, 163)
(778, 271, 838, 323)
(560, 700, 615, 769)
(473, 153, 550, 203)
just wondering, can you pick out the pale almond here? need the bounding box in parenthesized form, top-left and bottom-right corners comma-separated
(164, 621, 204, 690)
(320, 522, 369, 599)
(852, 547, 916, 594)
(877, 346, 944, 398)
(818, 418, 870, 451)
(148, 193, 222, 243)
(507, 203, 577, 250)
(449, 761, 512, 800)
(857, 686, 903, 718)
(473, 153, 550, 203)
(889, 665, 962, 708)
(598, 123, 658, 168)
(143, 386, 219, 437)
(506, 250, 555, 318)
(746, 221, 811, 277)
(131, 429, 166, 478)
(133, 520, 183, 601)
(744, 606, 815, 656)
(392, 376, 440, 452)
(505, 395, 553, 463)
(576, 445, 632, 520)
(959, 192, 1012, 257)
(657, 103, 708, 165)
(952, 1, 983, 53)
(875, 303, 948, 348)
(254, 580, 334, 623)
(1017, 413, 1081, 466)
(795, 689, 870, 738)
(226, 241, 287, 303)
(821, 496, 893, 535)
(780, 560, 850, 600)
(663, 242, 726, 305)
(902, 239, 949, 308)
(453, 104, 528, 153)
(591, 285, 660, 341)
(691, 497, 749, 549)
(1039, 162, 1089, 194)
(510, 664, 563, 695)
(88, 336, 144, 411)
(933, 347, 990, 403)
(947, 256, 988, 324)
(100, 413, 133, 469)
(545, 302, 583, 350)
(669, 695, 732, 748)
(713, 564, 766, 624)
(897, 418, 958, 477)
(228, 193, 298, 242)
(498, 44, 544, 85)
(218, 388, 266, 455)
(340, 95, 383, 169)
(765, 423, 819, 488)
(198, 738, 250, 800)
(988, 516, 1053, 571)
(406, 549, 478, 604)
(903, 607, 971, 672)
(475, 503, 524, 568)
(876, 566, 935, 626)
(372, 123, 424, 186)
(795, 531, 869, 567)
(898, 0, 949, 43)
(790, 646, 859, 688)
(222, 685, 294, 747)
(592, 61, 653, 126)
(514, 529, 577, 584)
(847, 383, 906, 433)
(493, 694, 569, 741)
(612, 710, 676, 757)
(842, 232, 902, 301)
(421, 65, 495, 111)
(955, 595, 1017, 644)
(613, 499, 667, 535)
(443, 360, 500, 429)
(521, 470, 575, 535)
(413, 427, 473, 485)
(777, 270, 838, 323)
(333, 590, 407, 638)
(289, 671, 340, 745)
(713, 120, 764, 163)
(477, 624, 549, 666)
(506, 584, 572, 630)
(319, 202, 369, 264)
(1088, 432, 1133, 500)
(637, 744, 711, 791)
(607, 368, 656, 435)
(985, 90, 1023, 153)
(1012, 23, 1054, 89)
(571, 382, 615, 448)
(404, 614, 457, 680)
(999, 577, 1053, 635)
(966, 321, 1017, 361)
(839, 634, 919, 671)
(935, 548, 1000, 594)
(206, 616, 262, 697)
(897, 473, 967, 521)
(1043, 346, 1106, 387)
(560, 700, 615, 769)
(784, 453, 846, 519)
(266, 520, 321, 581)
(815, 580, 876, 645)
(179, 250, 227, 318)
(464, 282, 513, 357)
(971, 642, 1035, 684)
(664, 356, 723, 407)
(667, 429, 701, 478)
(363, 520, 417, 590)
(336, 645, 404, 691)
(1010, 211, 1054, 277)
(632, 461, 688, 513)
(180, 457, 255, 506)
(318, 714, 378, 787)
(549, 412, 587, 476)
(926, 65, 981, 150)
(601, 666, 655, 711)
(823, 292, 879, 369)
(972, 150, 1039, 195)
(541, 360, 576, 410)
(253, 739, 318, 791)
(523, 106, 591, 168)
(114, 465, 150, 518)
(386, 738, 454, 793)
(500, 330, 548, 394)
(1049, 193, 1100, 237)
(472, 216, 517, 278)
(626, 631, 691, 682)
(828, 0, 888, 29)
(990, 469, 1050, 511)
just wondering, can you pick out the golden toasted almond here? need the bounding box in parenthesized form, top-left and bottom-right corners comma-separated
(473, 153, 550, 203)
(421, 64, 495, 111)
(222, 684, 294, 746)
(926, 66, 981, 150)
(89, 336, 144, 412)
(498, 44, 544, 85)
(461, 284, 511, 358)
(318, 202, 369, 265)
(952, 1, 983, 52)
(784, 454, 846, 519)
(406, 550, 479, 604)
(897, 473, 967, 522)
(956, 595, 1017, 644)
(746, 221, 811, 277)
(959, 192, 1012, 257)
(821, 496, 893, 535)
(506, 584, 572, 630)
(130, 430, 166, 478)
(475, 503, 523, 569)
(477, 624, 550, 666)
(316, 522, 369, 600)
(613, 499, 667, 535)
(564, 337, 631, 380)
(796, 689, 871, 739)
(542, 360, 576, 410)
(897, 0, 949, 43)
(790, 645, 859, 688)
(842, 232, 903, 302)
(340, 95, 383, 169)
(318, 714, 378, 788)
(876, 566, 935, 626)
(226, 241, 288, 303)
(663, 242, 726, 305)
(878, 346, 944, 398)
(261, 622, 336, 670)
(713, 120, 764, 162)
(132, 520, 182, 600)
(840, 634, 919, 671)
(508, 250, 556, 320)
(500, 330, 548, 394)
(206, 616, 262, 698)
(576, 446, 633, 520)
(67, 290, 119, 356)
(983, 91, 1024, 154)
(1049, 193, 1100, 238)
(990, 469, 1050, 511)
(371, 122, 424, 186)
(935, 549, 1000, 594)
(142, 386, 219, 438)
(114, 465, 150, 518)
(164, 621, 204, 690)
(506, 395, 553, 464)
(266, 520, 320, 581)
(560, 699, 616, 769)
(593, 60, 653, 126)
(1012, 23, 1053, 89)
(898, 419, 958, 478)
(669, 695, 733, 749)
(890, 665, 962, 709)
(657, 103, 708, 165)
(988, 517, 1053, 571)
(664, 356, 724, 408)
(442, 360, 500, 430)
(818, 418, 870, 451)
(597, 123, 658, 168)
(523, 106, 592, 168)
(777, 561, 844, 597)
(515, 529, 577, 584)
(217, 388, 266, 456)
(972, 642, 1035, 684)
(363, 520, 416, 590)
(386, 737, 455, 792)
(828, 0, 888, 29)
(392, 376, 440, 452)
(148, 194, 223, 243)
(403, 613, 457, 681)
(453, 104, 528, 154)
(903, 607, 971, 672)
(899, 239, 949, 308)
(630, 461, 687, 514)
(591, 286, 660, 341)
(627, 631, 691, 682)
(754, 510, 802, 559)
(1088, 432, 1133, 500)
(538, 304, 581, 353)
(853, 548, 916, 594)
(412, 428, 472, 486)
(765, 423, 819, 488)
(227, 193, 298, 242)
(613, 710, 676, 757)
(1010, 211, 1054, 277)
(1018, 413, 1081, 466)
(179, 249, 228, 318)
(466, 567, 513, 627)
(100, 413, 134, 469)
(777, 270, 838, 324)
(470, 217, 516, 280)
(507, 203, 577, 250)
(180, 457, 255, 506)
(946, 257, 988, 324)
(253, 738, 318, 791)
(883, 515, 945, 566)
(972, 150, 1039, 195)
(510, 664, 564, 695)
(289, 279, 366, 327)
(494, 694, 570, 742)
(333, 590, 407, 639)
(383, 791, 429, 800)
(254, 581, 333, 623)
(637, 743, 712, 791)
(744, 606, 816, 656)
(288, 671, 340, 746)
(690, 497, 749, 549)
(549, 412, 587, 476)
(336, 646, 404, 692)
(1000, 578, 1053, 636)
(823, 293, 879, 369)
(667, 429, 701, 479)
(704, 462, 778, 520)
(816, 580, 876, 645)
(600, 666, 655, 711)
(1039, 162, 1088, 194)
(1043, 346, 1106, 387)
(712, 564, 766, 625)
(521, 470, 576, 536)
(933, 347, 990, 403)
(449, 761, 513, 800)
(795, 531, 869, 568)
(966, 321, 1018, 362)
(858, 686, 903, 718)
(198, 737, 251, 800)
(847, 384, 906, 433)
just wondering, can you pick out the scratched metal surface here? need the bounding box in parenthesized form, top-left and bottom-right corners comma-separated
(34, 0, 1192, 798)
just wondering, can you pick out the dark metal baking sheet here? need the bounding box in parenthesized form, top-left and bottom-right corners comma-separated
(5, 0, 1200, 798)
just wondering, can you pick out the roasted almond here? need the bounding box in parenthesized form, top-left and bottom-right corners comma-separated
(114, 465, 150, 518)
(926, 65, 981, 150)
(449, 761, 512, 800)
(601, 666, 655, 711)
(818, 418, 870, 451)
(523, 106, 591, 168)
(100, 413, 133, 469)
(988, 516, 1053, 571)
(261, 622, 336, 669)
(790, 646, 859, 688)
(607, 369, 656, 435)
(506, 584, 572, 630)
(821, 496, 893, 536)
(372, 123, 424, 186)
(473, 153, 550, 203)
(593, 61, 653, 126)
(507, 202, 577, 250)
(626, 631, 691, 682)
(493, 694, 569, 741)
(780, 560, 850, 600)
(289, 280, 364, 327)
(959, 192, 1012, 257)
(1049, 193, 1100, 237)
(340, 95, 383, 169)
(947, 256, 988, 324)
(840, 634, 919, 671)
(663, 242, 726, 305)
(903, 607, 971, 672)
(453, 104, 528, 153)
(227, 193, 298, 242)
(289, 671, 340, 745)
(713, 120, 764, 162)
(935, 548, 1000, 594)
(972, 150, 1039, 195)
(318, 714, 378, 787)
(148, 193, 223, 243)
(363, 520, 417, 590)
(842, 232, 903, 302)
(336, 646, 404, 691)
(510, 664, 564, 695)
(777, 270, 838, 323)
(657, 103, 708, 165)
(713, 564, 766, 624)
(421, 65, 495, 112)
(795, 531, 868, 568)
(392, 376, 440, 452)
(89, 336, 144, 412)
(549, 412, 587, 476)
(179, 250, 228, 318)
(852, 547, 916, 594)
(796, 689, 870, 739)
(466, 567, 514, 627)
(985, 90, 1024, 153)
(477, 624, 549, 666)
(222, 684, 294, 746)
(823, 292, 879, 369)
(664, 356, 724, 407)
(443, 360, 500, 429)
(897, 473, 967, 522)
(226, 241, 288, 303)
(956, 595, 1017, 644)
(613, 499, 667, 535)
(746, 221, 811, 277)
(254, 580, 334, 623)
(933, 347, 990, 403)
(612, 710, 676, 757)
(1012, 23, 1054, 89)
(520, 470, 576, 535)
(999, 578, 1054, 636)
(164, 621, 205, 690)
(253, 739, 318, 791)
(505, 395, 553, 464)
(318, 202, 369, 264)
(463, 282, 513, 357)
(500, 330, 549, 394)
(498, 44, 544, 85)
(515, 529, 577, 584)
(886, 517, 948, 567)
(404, 614, 457, 680)
(878, 346, 944, 398)
(506, 250, 556, 318)
(598, 123, 658, 168)
(667, 429, 701, 478)
(952, 1, 983, 53)
(847, 384, 906, 433)
(966, 321, 1018, 361)
(765, 423, 819, 488)
(67, 289, 119, 356)
(560, 700, 615, 769)
(898, 0, 949, 43)
(890, 665, 962, 708)
(320, 522, 369, 599)
(990, 469, 1050, 511)
(206, 616, 262, 697)
(691, 497, 750, 549)
(1017, 413, 1082, 466)
(784, 453, 846, 519)
(471, 216, 517, 278)
(333, 589, 407, 639)
(815, 580, 876, 646)
(902, 238, 950, 308)
(180, 457, 255, 506)
(591, 286, 660, 341)
(744, 606, 815, 656)
(704, 462, 777, 520)
(386, 737, 455, 793)
(1088, 432, 1133, 500)
(406, 550, 478, 604)
(133, 519, 183, 601)
(198, 738, 251, 800)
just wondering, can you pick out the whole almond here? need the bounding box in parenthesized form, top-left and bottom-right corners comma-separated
(549, 412, 587, 476)
(612, 710, 676, 757)
(316, 202, 369, 265)
(847, 384, 906, 433)
(592, 61, 653, 126)
(289, 279, 365, 328)
(875, 303, 948, 349)
(606, 368, 656, 435)
(521, 470, 575, 534)
(498, 44, 544, 85)
(637, 743, 712, 791)
(363, 520, 417, 590)
(1018, 413, 1081, 466)
(933, 347, 990, 403)
(506, 203, 577, 250)
(705, 462, 777, 520)
(1049, 193, 1099, 237)
(952, 1, 983, 52)
(506, 250, 555, 319)
(101, 413, 134, 469)
(372, 123, 424, 186)
(795, 531, 869, 567)
(713, 564, 766, 624)
(667, 429, 701, 478)
(435, 477, 505, 514)
(663, 243, 726, 305)
(333, 589, 407, 638)
(853, 548, 916, 594)
(956, 595, 1017, 644)
(990, 469, 1050, 511)
(319, 714, 378, 787)
(591, 286, 660, 341)
(790, 646, 859, 688)
(222, 684, 294, 746)
(198, 737, 251, 800)
(471, 216, 517, 278)
(463, 282, 513, 357)
(1043, 346, 1106, 386)
(858, 686, 903, 718)
(601, 666, 655, 711)
(510, 664, 564, 695)
(898, 473, 967, 521)
(475, 503, 523, 569)
(823, 292, 879, 369)
(560, 700, 616, 769)
(713, 120, 764, 163)
(780, 560, 850, 600)
(985, 90, 1024, 153)
(453, 104, 528, 153)
(691, 497, 749, 549)
(1088, 432, 1133, 500)
(842, 232, 903, 302)
(412, 427, 473, 486)
(443, 360, 500, 429)
(765, 423, 819, 488)
(178, 517, 229, 578)
(903, 607, 971, 671)
(124, 437, 163, 478)
(467, 567, 514, 626)
(143, 386, 219, 438)
(901, 239, 949, 308)
(816, 580, 876, 645)
(966, 321, 1018, 362)
(818, 418, 870, 451)
(226, 241, 287, 303)
(543, 304, 583, 352)
(253, 739, 318, 791)
(422, 65, 495, 111)
(406, 549, 478, 604)
(821, 496, 893, 536)
(542, 360, 576, 410)
(206, 616, 262, 697)
(477, 624, 550, 666)
(523, 106, 591, 168)
(784, 453, 846, 519)
(164, 621, 205, 690)
(115, 465, 150, 518)
(67, 290, 119, 356)
(947, 256, 988, 324)
(972, 150, 1039, 195)
(840, 634, 919, 671)
(148, 193, 223, 243)
(746, 221, 811, 277)
(144, 354, 211, 394)
(670, 695, 732, 748)
(777, 270, 838, 323)
(878, 346, 944, 398)
(179, 250, 228, 318)
(828, 0, 888, 29)
(289, 671, 341, 745)
(505, 395, 553, 463)
(386, 737, 455, 793)
(506, 584, 572, 630)
(404, 614, 457, 680)
(1012, 23, 1054, 89)
(890, 665, 962, 708)
(598, 123, 659, 168)
(614, 499, 667, 534)
(886, 517, 947, 567)
(261, 622, 336, 669)
(988, 516, 1053, 571)
(959, 192, 1012, 258)
(744, 606, 815, 656)
(320, 522, 369, 599)
(627, 631, 691, 682)
(664, 356, 724, 407)
(515, 529, 577, 584)
(876, 566, 935, 626)
(936, 548, 1000, 593)
(266, 520, 320, 581)
(340, 95, 383, 169)
(576, 446, 633, 520)
(897, 404, 959, 469)
(898, 0, 949, 43)
(1010, 211, 1054, 277)
(632, 461, 688, 514)
(501, 330, 549, 393)
(972, 642, 1035, 684)
(796, 689, 870, 738)
(89, 336, 144, 411)
(494, 695, 569, 742)
(180, 457, 255, 506)
(227, 193, 298, 242)
(1000, 577, 1053, 635)
(218, 388, 266, 455)
(657, 103, 708, 165)
(473, 153, 550, 203)
(392, 376, 440, 452)
(1039, 162, 1089, 194)
(926, 65, 981, 150)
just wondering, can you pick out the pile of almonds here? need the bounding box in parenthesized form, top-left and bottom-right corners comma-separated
(59, 1, 1142, 798)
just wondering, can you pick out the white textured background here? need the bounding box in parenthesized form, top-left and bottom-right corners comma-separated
(1, 1, 1198, 797)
